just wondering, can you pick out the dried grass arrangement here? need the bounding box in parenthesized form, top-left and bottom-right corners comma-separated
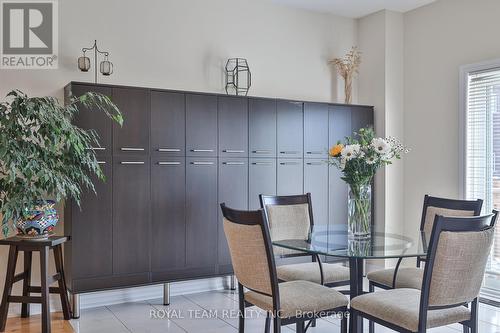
(330, 47, 361, 104)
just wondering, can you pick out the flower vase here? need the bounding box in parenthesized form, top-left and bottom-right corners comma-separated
(348, 184, 372, 238)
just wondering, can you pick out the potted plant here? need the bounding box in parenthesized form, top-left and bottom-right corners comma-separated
(0, 90, 122, 239)
(329, 127, 408, 238)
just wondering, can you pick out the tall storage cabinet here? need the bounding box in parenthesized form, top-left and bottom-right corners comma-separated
(64, 82, 373, 296)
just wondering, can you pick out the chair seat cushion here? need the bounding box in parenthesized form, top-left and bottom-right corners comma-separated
(245, 280, 349, 318)
(367, 267, 424, 289)
(277, 262, 350, 284)
(351, 288, 471, 332)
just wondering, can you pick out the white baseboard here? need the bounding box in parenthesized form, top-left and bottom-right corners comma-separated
(8, 277, 228, 317)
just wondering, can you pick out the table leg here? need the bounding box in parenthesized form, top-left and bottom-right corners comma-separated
(21, 250, 32, 318)
(348, 258, 364, 333)
(0, 246, 18, 332)
(40, 247, 51, 333)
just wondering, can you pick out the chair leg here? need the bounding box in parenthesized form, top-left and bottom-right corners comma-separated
(273, 316, 281, 333)
(21, 250, 32, 318)
(53, 245, 71, 320)
(341, 313, 347, 333)
(237, 283, 245, 333)
(369, 282, 375, 333)
(40, 247, 51, 333)
(264, 313, 271, 333)
(0, 246, 18, 332)
(311, 318, 316, 327)
(470, 298, 478, 333)
(463, 325, 470, 333)
(296, 321, 305, 333)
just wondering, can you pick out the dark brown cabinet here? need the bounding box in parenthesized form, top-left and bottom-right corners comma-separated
(186, 157, 218, 275)
(112, 88, 150, 155)
(150, 91, 185, 156)
(70, 84, 113, 154)
(186, 94, 217, 157)
(64, 82, 373, 295)
(277, 101, 303, 158)
(249, 158, 277, 210)
(151, 157, 186, 280)
(304, 103, 329, 159)
(277, 158, 303, 195)
(218, 97, 248, 157)
(218, 158, 248, 274)
(249, 98, 277, 157)
(112, 156, 150, 279)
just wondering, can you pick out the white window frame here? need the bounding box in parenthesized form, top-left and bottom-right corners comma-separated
(459, 58, 500, 200)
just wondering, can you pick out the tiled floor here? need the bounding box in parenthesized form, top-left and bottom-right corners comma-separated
(69, 289, 500, 333)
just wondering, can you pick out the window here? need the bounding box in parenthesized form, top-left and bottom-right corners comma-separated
(460, 60, 500, 298)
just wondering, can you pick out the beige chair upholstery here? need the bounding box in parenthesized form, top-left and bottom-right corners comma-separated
(245, 280, 349, 318)
(277, 262, 350, 284)
(223, 218, 272, 295)
(351, 288, 470, 332)
(266, 203, 310, 256)
(366, 267, 423, 289)
(428, 228, 494, 306)
(422, 206, 475, 237)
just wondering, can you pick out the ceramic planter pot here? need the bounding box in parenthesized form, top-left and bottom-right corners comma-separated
(16, 200, 59, 239)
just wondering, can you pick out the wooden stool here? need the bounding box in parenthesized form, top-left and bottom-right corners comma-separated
(0, 236, 71, 333)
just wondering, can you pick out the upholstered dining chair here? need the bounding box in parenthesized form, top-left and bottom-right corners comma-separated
(259, 193, 350, 288)
(351, 211, 497, 333)
(220, 203, 349, 333)
(367, 195, 483, 292)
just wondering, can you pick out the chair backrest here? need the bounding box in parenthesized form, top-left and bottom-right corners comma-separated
(220, 203, 279, 300)
(259, 193, 314, 256)
(419, 195, 483, 237)
(419, 211, 497, 315)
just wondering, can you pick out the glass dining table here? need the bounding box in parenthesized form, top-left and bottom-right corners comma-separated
(272, 224, 427, 333)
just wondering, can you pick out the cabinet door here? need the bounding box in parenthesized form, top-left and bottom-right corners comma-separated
(218, 96, 248, 157)
(70, 155, 112, 279)
(151, 157, 186, 273)
(151, 91, 185, 156)
(218, 158, 248, 273)
(304, 160, 329, 226)
(277, 101, 303, 158)
(329, 106, 351, 226)
(186, 158, 217, 274)
(351, 106, 374, 132)
(71, 84, 112, 154)
(113, 156, 151, 276)
(249, 158, 277, 210)
(113, 88, 150, 155)
(277, 159, 303, 195)
(304, 103, 329, 158)
(186, 94, 217, 157)
(249, 98, 276, 157)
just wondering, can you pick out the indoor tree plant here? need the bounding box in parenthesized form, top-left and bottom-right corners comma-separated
(329, 127, 407, 238)
(0, 90, 122, 238)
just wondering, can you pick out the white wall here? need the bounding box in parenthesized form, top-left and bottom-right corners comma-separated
(0, 0, 358, 316)
(403, 0, 500, 239)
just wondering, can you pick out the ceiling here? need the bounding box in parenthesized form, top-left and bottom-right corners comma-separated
(271, 0, 437, 18)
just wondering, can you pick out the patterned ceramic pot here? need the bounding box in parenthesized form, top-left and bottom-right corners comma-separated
(16, 200, 59, 239)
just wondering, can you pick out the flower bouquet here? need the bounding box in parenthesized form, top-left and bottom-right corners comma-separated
(329, 127, 407, 238)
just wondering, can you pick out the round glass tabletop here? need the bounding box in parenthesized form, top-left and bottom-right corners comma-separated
(272, 224, 427, 259)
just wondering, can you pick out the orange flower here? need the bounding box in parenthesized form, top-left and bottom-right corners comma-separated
(329, 144, 343, 157)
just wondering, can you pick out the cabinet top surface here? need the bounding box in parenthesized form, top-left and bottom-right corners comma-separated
(0, 235, 68, 247)
(66, 81, 374, 109)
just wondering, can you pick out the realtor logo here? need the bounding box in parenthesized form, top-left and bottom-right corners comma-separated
(1, 0, 58, 69)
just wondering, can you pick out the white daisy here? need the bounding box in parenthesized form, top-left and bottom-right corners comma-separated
(371, 138, 390, 155)
(366, 156, 377, 164)
(341, 144, 361, 160)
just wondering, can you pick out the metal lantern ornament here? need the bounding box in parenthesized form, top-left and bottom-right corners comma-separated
(78, 40, 113, 83)
(225, 58, 251, 96)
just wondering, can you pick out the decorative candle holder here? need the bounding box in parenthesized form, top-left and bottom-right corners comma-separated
(78, 40, 113, 83)
(225, 58, 251, 96)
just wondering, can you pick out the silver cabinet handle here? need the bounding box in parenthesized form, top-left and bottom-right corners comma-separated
(121, 147, 145, 151)
(223, 149, 245, 153)
(190, 149, 214, 152)
(157, 162, 181, 165)
(97, 161, 106, 164)
(280, 162, 299, 165)
(306, 162, 323, 165)
(251, 162, 272, 165)
(86, 147, 106, 151)
(158, 148, 181, 152)
(120, 161, 145, 165)
(280, 151, 300, 154)
(191, 161, 214, 165)
(222, 162, 245, 165)
(252, 150, 271, 154)
(306, 151, 323, 155)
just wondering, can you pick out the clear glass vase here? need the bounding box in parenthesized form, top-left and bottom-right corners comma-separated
(348, 184, 372, 238)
